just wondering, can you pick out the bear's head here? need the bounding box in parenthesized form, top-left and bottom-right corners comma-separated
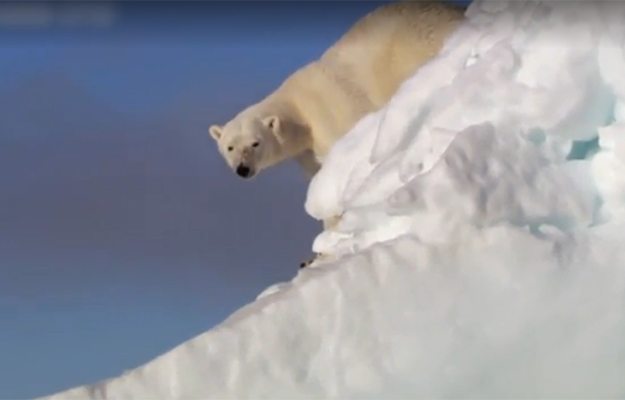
(209, 113, 284, 180)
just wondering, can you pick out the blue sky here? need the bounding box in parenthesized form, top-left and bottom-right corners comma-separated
(0, 1, 468, 398)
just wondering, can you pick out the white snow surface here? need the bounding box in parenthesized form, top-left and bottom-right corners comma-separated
(41, 1, 625, 399)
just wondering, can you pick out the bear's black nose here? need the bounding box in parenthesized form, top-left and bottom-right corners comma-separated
(236, 165, 251, 178)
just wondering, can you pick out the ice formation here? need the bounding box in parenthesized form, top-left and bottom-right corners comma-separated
(40, 1, 625, 399)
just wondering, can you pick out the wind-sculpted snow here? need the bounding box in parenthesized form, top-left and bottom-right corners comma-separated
(40, 1, 625, 399)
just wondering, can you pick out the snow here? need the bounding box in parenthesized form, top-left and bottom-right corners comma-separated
(39, 1, 625, 398)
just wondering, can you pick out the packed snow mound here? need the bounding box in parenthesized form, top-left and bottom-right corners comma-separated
(41, 1, 625, 399)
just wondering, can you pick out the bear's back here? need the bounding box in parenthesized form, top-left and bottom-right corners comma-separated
(322, 0, 466, 108)
(269, 1, 466, 160)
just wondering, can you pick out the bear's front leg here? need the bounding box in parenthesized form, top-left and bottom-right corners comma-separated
(294, 149, 321, 180)
(299, 215, 341, 268)
(299, 215, 342, 269)
(299, 257, 317, 269)
(323, 214, 342, 231)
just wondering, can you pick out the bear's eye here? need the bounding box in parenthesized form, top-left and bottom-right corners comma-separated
(252, 141, 259, 148)
(227, 146, 234, 152)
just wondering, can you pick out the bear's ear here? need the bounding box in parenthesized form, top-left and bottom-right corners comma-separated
(262, 115, 280, 132)
(209, 125, 223, 140)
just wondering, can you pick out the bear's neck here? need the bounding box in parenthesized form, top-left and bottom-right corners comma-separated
(261, 93, 312, 159)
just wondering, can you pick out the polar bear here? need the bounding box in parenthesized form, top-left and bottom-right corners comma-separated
(209, 0, 465, 266)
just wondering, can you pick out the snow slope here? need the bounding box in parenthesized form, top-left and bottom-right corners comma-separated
(41, 1, 625, 398)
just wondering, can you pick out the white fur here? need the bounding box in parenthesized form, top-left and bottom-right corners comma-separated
(210, 0, 465, 233)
